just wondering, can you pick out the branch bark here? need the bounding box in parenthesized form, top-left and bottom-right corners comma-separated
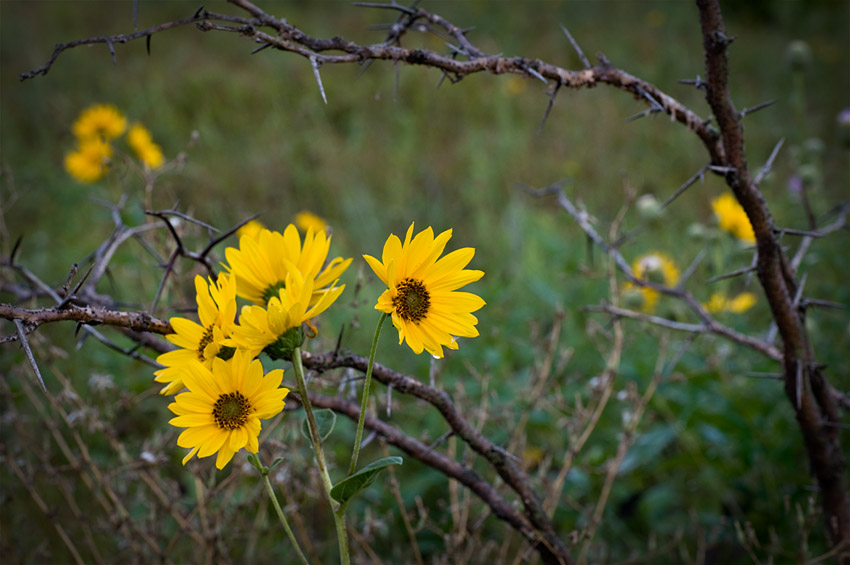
(696, 0, 849, 558)
(0, 303, 172, 340)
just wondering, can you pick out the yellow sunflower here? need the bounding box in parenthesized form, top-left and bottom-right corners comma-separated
(168, 350, 289, 469)
(155, 273, 237, 395)
(228, 267, 345, 360)
(623, 252, 680, 313)
(363, 222, 485, 358)
(224, 224, 352, 306)
(72, 104, 127, 141)
(126, 122, 164, 169)
(64, 138, 113, 183)
(711, 193, 755, 244)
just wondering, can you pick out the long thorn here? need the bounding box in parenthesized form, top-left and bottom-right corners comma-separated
(14, 320, 47, 392)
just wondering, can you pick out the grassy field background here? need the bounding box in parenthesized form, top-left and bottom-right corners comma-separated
(1, 1, 848, 563)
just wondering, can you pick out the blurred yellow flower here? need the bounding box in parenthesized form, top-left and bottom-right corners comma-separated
(126, 123, 164, 169)
(72, 104, 126, 141)
(64, 138, 113, 183)
(168, 350, 289, 469)
(228, 268, 345, 360)
(729, 292, 757, 313)
(711, 193, 755, 244)
(155, 274, 237, 395)
(704, 292, 757, 314)
(295, 211, 328, 234)
(363, 222, 485, 358)
(623, 252, 680, 313)
(224, 224, 351, 306)
(236, 219, 267, 241)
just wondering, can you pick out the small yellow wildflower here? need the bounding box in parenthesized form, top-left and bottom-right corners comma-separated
(236, 219, 267, 241)
(728, 292, 757, 313)
(623, 252, 680, 313)
(295, 211, 329, 235)
(126, 123, 164, 169)
(704, 293, 727, 314)
(363, 222, 485, 358)
(64, 138, 113, 183)
(704, 292, 757, 314)
(711, 193, 755, 244)
(72, 104, 127, 141)
(168, 350, 289, 469)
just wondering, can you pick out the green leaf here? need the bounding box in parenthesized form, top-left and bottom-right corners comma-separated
(301, 409, 336, 443)
(331, 456, 403, 505)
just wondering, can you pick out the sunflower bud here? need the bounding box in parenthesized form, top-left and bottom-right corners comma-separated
(264, 325, 306, 361)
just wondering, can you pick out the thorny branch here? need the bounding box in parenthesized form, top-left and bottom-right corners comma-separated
(696, 0, 848, 556)
(21, 0, 717, 153)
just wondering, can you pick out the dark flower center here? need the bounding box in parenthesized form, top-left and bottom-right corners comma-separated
(212, 391, 253, 430)
(393, 277, 430, 322)
(197, 325, 216, 362)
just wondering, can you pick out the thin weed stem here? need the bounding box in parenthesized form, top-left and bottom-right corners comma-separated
(292, 346, 350, 565)
(347, 312, 388, 476)
(252, 454, 310, 565)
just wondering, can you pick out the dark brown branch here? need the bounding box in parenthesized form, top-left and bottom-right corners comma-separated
(21, 0, 717, 158)
(697, 0, 849, 555)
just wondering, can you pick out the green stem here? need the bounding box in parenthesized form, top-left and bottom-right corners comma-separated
(256, 458, 310, 565)
(347, 312, 388, 476)
(292, 347, 350, 565)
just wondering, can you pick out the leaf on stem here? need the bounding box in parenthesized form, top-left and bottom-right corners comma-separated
(331, 456, 403, 505)
(301, 408, 336, 443)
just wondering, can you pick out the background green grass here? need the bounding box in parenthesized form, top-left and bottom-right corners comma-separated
(2, 1, 848, 563)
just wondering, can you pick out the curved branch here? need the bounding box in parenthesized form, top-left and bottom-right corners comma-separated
(305, 392, 542, 554)
(302, 351, 572, 564)
(18, 9, 215, 80)
(21, 0, 719, 162)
